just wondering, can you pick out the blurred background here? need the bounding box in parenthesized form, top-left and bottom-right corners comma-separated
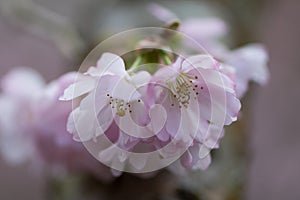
(0, 0, 299, 199)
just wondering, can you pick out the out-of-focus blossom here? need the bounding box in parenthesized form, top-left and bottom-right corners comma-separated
(0, 68, 44, 164)
(148, 3, 228, 54)
(179, 18, 228, 54)
(148, 3, 269, 98)
(0, 67, 113, 181)
(220, 44, 269, 97)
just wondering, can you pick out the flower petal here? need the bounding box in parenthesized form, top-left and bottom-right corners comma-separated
(174, 98, 200, 144)
(85, 53, 127, 78)
(182, 54, 219, 71)
(115, 104, 167, 139)
(180, 18, 228, 41)
(59, 78, 96, 101)
(110, 77, 141, 102)
(130, 71, 151, 88)
(67, 104, 113, 141)
(224, 44, 269, 97)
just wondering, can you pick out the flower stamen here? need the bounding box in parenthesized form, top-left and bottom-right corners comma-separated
(166, 73, 201, 108)
(107, 95, 142, 116)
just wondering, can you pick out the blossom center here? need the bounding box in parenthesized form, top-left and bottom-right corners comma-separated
(106, 94, 142, 116)
(166, 73, 202, 108)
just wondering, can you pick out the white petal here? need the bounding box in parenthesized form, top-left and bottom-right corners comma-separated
(189, 68, 235, 94)
(198, 145, 211, 159)
(182, 54, 219, 71)
(174, 98, 200, 144)
(165, 102, 181, 137)
(224, 44, 269, 97)
(111, 77, 141, 102)
(188, 143, 212, 170)
(130, 71, 151, 88)
(96, 105, 114, 137)
(59, 78, 96, 101)
(80, 91, 103, 111)
(67, 105, 112, 141)
(198, 83, 240, 126)
(86, 53, 127, 78)
(115, 104, 167, 138)
(193, 153, 211, 170)
(148, 104, 167, 134)
(129, 154, 147, 171)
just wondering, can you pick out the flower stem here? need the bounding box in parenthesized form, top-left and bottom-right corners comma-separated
(128, 56, 143, 73)
(161, 51, 172, 65)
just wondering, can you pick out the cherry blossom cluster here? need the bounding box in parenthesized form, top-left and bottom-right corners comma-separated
(0, 4, 269, 180)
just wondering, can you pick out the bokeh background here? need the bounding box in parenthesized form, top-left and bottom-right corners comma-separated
(0, 0, 299, 199)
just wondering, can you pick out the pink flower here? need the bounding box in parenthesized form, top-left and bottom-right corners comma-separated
(0, 67, 113, 181)
(60, 53, 153, 142)
(147, 55, 241, 170)
(61, 51, 241, 173)
(60, 53, 165, 172)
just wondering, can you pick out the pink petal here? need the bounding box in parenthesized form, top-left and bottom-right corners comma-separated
(180, 150, 193, 168)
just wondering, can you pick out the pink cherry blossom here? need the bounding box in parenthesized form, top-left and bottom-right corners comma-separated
(146, 55, 241, 170)
(60, 53, 152, 142)
(61, 51, 241, 172)
(60, 53, 165, 172)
